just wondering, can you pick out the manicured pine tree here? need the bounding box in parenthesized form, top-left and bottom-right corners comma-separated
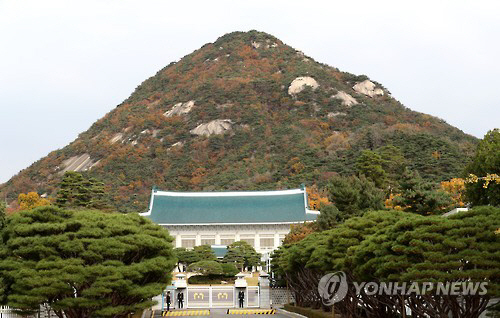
(223, 241, 260, 272)
(349, 206, 500, 318)
(0, 206, 176, 318)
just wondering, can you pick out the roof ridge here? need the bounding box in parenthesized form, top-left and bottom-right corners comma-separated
(152, 188, 304, 197)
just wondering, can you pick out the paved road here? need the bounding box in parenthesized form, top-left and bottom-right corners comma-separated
(149, 308, 299, 318)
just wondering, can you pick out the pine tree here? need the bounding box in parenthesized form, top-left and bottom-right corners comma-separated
(0, 206, 176, 318)
(327, 175, 385, 217)
(356, 150, 388, 188)
(56, 172, 107, 209)
(393, 168, 452, 214)
(223, 241, 260, 271)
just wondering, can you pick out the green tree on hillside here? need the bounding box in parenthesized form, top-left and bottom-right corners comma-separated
(56, 171, 106, 209)
(465, 129, 500, 206)
(315, 204, 342, 231)
(356, 150, 388, 188)
(0, 206, 176, 318)
(376, 145, 407, 186)
(327, 175, 385, 218)
(393, 168, 452, 214)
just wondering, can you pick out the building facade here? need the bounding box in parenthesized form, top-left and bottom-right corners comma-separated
(140, 186, 319, 255)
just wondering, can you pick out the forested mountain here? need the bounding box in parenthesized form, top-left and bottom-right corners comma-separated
(0, 31, 478, 212)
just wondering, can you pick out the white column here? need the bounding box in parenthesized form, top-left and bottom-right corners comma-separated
(274, 233, 280, 249)
(195, 233, 201, 246)
(215, 233, 221, 245)
(255, 232, 261, 253)
(176, 234, 181, 248)
(235, 233, 240, 242)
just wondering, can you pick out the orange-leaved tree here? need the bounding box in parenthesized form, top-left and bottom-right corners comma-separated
(18, 192, 51, 210)
(440, 178, 466, 207)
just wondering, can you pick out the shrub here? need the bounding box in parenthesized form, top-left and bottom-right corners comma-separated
(284, 304, 332, 318)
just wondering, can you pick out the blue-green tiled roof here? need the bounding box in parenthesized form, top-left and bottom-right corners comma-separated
(211, 245, 228, 258)
(143, 188, 317, 224)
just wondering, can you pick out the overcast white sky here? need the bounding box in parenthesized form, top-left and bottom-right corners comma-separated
(0, 0, 499, 184)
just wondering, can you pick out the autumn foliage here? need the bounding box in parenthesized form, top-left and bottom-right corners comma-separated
(18, 192, 51, 210)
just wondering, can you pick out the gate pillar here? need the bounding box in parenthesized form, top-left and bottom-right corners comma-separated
(259, 272, 271, 308)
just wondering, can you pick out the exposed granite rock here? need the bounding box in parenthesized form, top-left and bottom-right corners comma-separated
(190, 119, 233, 136)
(163, 100, 195, 117)
(353, 80, 384, 97)
(288, 77, 319, 96)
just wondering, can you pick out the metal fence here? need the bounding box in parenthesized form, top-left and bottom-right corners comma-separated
(271, 287, 295, 306)
(0, 306, 35, 318)
(0, 305, 59, 318)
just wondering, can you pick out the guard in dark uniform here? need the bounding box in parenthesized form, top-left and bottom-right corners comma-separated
(166, 291, 171, 311)
(238, 290, 245, 308)
(178, 291, 184, 308)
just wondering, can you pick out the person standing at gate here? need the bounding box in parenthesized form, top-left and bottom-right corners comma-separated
(238, 290, 245, 308)
(178, 291, 184, 308)
(166, 292, 171, 311)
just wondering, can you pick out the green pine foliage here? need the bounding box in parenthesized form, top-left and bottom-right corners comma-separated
(173, 247, 201, 268)
(327, 175, 385, 216)
(193, 245, 217, 261)
(221, 263, 239, 276)
(356, 150, 387, 188)
(223, 241, 260, 271)
(272, 207, 500, 317)
(187, 260, 223, 276)
(393, 168, 453, 214)
(0, 206, 176, 318)
(56, 171, 107, 209)
(349, 206, 500, 317)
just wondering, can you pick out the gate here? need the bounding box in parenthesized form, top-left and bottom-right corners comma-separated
(163, 286, 261, 309)
(185, 286, 236, 308)
(186, 286, 210, 308)
(211, 287, 235, 308)
(246, 286, 259, 308)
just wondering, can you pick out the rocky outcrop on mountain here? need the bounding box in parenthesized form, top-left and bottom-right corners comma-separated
(164, 100, 195, 117)
(109, 133, 123, 144)
(61, 154, 97, 173)
(327, 112, 347, 118)
(353, 80, 384, 97)
(288, 77, 319, 95)
(190, 119, 233, 136)
(332, 91, 358, 107)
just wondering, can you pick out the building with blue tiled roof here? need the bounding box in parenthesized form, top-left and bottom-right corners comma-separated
(140, 186, 319, 257)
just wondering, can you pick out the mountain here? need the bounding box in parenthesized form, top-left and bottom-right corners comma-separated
(0, 31, 478, 212)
